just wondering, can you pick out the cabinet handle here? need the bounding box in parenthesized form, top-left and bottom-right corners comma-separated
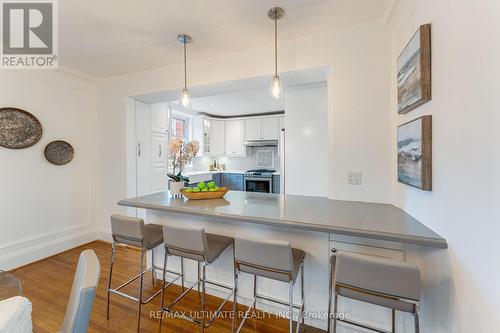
(137, 142, 141, 157)
(158, 144, 162, 157)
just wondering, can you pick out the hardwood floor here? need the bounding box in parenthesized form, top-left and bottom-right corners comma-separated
(12, 241, 325, 333)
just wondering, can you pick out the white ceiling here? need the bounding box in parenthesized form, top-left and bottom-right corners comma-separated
(60, 0, 391, 77)
(135, 66, 329, 116)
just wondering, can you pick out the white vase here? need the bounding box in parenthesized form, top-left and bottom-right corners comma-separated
(169, 181, 185, 197)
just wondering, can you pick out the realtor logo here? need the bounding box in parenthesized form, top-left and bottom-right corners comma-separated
(1, 0, 58, 68)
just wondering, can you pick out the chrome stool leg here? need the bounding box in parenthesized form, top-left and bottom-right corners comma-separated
(136, 248, 145, 332)
(106, 239, 116, 320)
(289, 280, 294, 333)
(414, 309, 420, 333)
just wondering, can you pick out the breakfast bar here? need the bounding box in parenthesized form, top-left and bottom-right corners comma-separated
(118, 191, 447, 331)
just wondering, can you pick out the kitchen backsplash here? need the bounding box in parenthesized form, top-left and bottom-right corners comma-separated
(192, 146, 280, 171)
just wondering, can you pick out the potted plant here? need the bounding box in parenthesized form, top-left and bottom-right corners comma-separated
(167, 138, 199, 197)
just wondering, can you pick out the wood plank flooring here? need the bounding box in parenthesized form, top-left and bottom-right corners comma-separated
(12, 241, 325, 333)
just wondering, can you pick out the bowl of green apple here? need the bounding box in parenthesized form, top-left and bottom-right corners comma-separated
(181, 181, 229, 200)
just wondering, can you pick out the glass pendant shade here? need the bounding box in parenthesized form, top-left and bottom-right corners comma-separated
(269, 75, 284, 100)
(180, 88, 191, 108)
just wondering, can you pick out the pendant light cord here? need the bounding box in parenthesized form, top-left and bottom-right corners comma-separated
(274, 15, 278, 77)
(183, 40, 187, 90)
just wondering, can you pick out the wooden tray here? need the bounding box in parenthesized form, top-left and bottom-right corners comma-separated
(181, 187, 229, 200)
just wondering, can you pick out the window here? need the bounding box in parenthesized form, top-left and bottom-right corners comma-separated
(169, 115, 192, 172)
(171, 117, 188, 141)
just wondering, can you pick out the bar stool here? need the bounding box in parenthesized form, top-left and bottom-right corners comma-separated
(159, 225, 235, 333)
(328, 250, 421, 333)
(106, 215, 184, 332)
(233, 237, 306, 333)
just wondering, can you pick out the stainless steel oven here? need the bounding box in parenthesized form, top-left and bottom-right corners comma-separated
(244, 169, 275, 193)
(244, 176, 272, 193)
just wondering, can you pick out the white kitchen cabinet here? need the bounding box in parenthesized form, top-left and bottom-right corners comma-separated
(225, 119, 245, 156)
(244, 117, 279, 141)
(151, 165, 167, 193)
(151, 133, 168, 165)
(151, 102, 169, 134)
(136, 101, 152, 197)
(206, 119, 225, 155)
(244, 118, 261, 140)
(261, 117, 279, 140)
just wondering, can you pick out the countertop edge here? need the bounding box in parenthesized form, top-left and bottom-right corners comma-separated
(118, 199, 448, 249)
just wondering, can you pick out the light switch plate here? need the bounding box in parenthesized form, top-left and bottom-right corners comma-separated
(347, 172, 362, 185)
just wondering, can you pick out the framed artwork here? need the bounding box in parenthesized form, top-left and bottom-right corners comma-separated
(397, 115, 432, 190)
(397, 24, 431, 114)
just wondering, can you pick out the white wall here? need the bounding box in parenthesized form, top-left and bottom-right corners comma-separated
(389, 0, 500, 331)
(0, 70, 98, 269)
(94, 19, 393, 237)
(284, 83, 329, 197)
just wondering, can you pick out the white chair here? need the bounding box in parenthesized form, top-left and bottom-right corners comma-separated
(60, 250, 100, 333)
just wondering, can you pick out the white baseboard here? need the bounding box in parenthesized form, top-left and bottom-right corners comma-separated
(0, 223, 98, 270)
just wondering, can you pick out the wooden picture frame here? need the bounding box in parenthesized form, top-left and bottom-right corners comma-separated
(397, 24, 432, 114)
(397, 115, 432, 190)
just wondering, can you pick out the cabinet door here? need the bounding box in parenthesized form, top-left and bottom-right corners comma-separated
(212, 173, 222, 186)
(151, 133, 168, 165)
(221, 174, 231, 188)
(151, 103, 168, 134)
(230, 174, 244, 191)
(151, 165, 167, 193)
(225, 120, 245, 156)
(244, 118, 261, 140)
(261, 117, 279, 140)
(273, 175, 280, 194)
(209, 120, 225, 155)
(136, 101, 152, 196)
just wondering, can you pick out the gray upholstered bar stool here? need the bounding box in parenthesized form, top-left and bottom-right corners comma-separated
(233, 238, 306, 333)
(160, 225, 235, 333)
(106, 214, 184, 332)
(328, 250, 421, 333)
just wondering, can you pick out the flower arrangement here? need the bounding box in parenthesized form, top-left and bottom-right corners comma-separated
(167, 137, 199, 182)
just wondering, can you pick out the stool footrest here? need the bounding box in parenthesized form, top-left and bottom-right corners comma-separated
(161, 277, 235, 329)
(108, 267, 182, 305)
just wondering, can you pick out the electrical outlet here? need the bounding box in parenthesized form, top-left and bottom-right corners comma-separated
(347, 172, 362, 185)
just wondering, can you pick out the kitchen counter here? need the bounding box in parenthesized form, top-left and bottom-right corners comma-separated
(184, 170, 280, 175)
(118, 190, 446, 248)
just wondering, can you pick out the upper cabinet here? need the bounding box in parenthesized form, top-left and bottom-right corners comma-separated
(244, 118, 261, 140)
(261, 117, 279, 140)
(244, 117, 279, 141)
(151, 103, 169, 134)
(205, 119, 225, 155)
(225, 120, 245, 156)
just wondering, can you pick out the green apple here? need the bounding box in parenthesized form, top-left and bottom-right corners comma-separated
(184, 188, 193, 193)
(201, 188, 209, 192)
(207, 181, 216, 189)
(197, 182, 206, 190)
(192, 187, 201, 192)
(209, 188, 217, 192)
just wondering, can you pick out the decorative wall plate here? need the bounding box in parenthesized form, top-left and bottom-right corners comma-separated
(44, 140, 74, 165)
(0, 107, 43, 149)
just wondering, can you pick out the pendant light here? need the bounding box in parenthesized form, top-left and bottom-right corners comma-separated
(178, 34, 192, 108)
(268, 7, 284, 100)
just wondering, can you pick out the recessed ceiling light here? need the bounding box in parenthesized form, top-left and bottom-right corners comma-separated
(210, 103, 214, 107)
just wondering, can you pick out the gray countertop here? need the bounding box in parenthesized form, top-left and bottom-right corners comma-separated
(118, 191, 447, 249)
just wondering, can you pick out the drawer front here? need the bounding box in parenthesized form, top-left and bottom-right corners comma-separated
(230, 174, 244, 191)
(272, 175, 280, 193)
